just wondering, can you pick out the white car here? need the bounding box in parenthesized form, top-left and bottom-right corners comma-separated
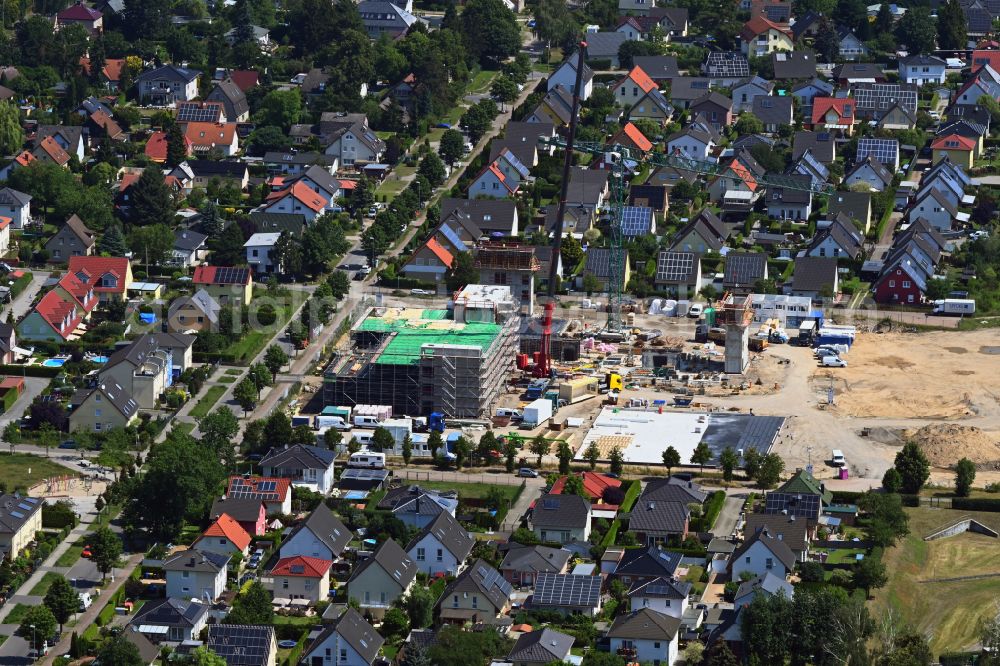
(687, 304, 704, 318)
(814, 348, 839, 359)
(821, 356, 847, 367)
(410, 289, 431, 295)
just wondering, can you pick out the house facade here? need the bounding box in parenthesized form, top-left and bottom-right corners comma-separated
(0, 495, 42, 561)
(163, 550, 229, 602)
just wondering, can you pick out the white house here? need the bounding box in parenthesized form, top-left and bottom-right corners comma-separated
(260, 444, 337, 495)
(280, 505, 351, 561)
(467, 162, 518, 199)
(547, 58, 594, 101)
(301, 608, 384, 666)
(900, 54, 946, 86)
(405, 511, 475, 577)
(729, 530, 796, 580)
(244, 232, 281, 275)
(628, 577, 691, 619)
(162, 549, 229, 602)
(0, 188, 31, 229)
(607, 609, 681, 666)
(908, 187, 959, 231)
(262, 182, 328, 223)
(844, 156, 894, 192)
(192, 514, 251, 560)
(666, 126, 716, 160)
(530, 494, 592, 545)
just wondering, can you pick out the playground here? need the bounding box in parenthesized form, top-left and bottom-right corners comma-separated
(0, 453, 78, 492)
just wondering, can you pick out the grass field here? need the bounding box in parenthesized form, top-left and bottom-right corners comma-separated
(56, 536, 88, 567)
(684, 565, 707, 596)
(824, 548, 866, 565)
(225, 368, 242, 376)
(218, 376, 237, 384)
(376, 164, 417, 198)
(172, 422, 195, 437)
(0, 453, 75, 491)
(406, 480, 519, 501)
(190, 386, 226, 420)
(29, 572, 62, 596)
(5, 603, 31, 624)
(873, 507, 1000, 654)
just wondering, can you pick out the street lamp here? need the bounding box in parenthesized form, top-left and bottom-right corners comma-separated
(29, 623, 35, 656)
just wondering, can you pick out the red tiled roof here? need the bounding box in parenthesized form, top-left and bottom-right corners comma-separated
(144, 131, 169, 162)
(103, 58, 124, 83)
(0, 377, 24, 391)
(37, 137, 70, 166)
(616, 66, 657, 95)
(931, 134, 976, 151)
(339, 179, 356, 190)
(0, 216, 10, 230)
(119, 173, 140, 192)
(621, 122, 653, 151)
(731, 158, 760, 191)
(811, 97, 855, 125)
(971, 49, 1000, 72)
(68, 256, 130, 294)
(89, 110, 124, 140)
(269, 555, 332, 578)
(184, 122, 238, 148)
(229, 70, 259, 92)
(550, 471, 622, 500)
(57, 270, 97, 313)
(266, 181, 328, 213)
(14, 151, 35, 167)
(203, 513, 251, 551)
(227, 476, 291, 500)
(425, 237, 454, 268)
(193, 265, 252, 285)
(58, 3, 102, 21)
(33, 290, 83, 340)
(740, 14, 792, 39)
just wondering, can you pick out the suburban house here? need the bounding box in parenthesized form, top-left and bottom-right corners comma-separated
(467, 162, 519, 199)
(530, 494, 591, 545)
(500, 543, 571, 587)
(192, 513, 251, 559)
(787, 256, 838, 299)
(265, 556, 332, 604)
(702, 51, 749, 87)
(18, 285, 90, 343)
(206, 79, 250, 122)
(98, 334, 173, 410)
(229, 476, 293, 516)
(610, 123, 654, 154)
(723, 252, 768, 294)
(170, 229, 208, 268)
(244, 233, 281, 275)
(791, 77, 833, 112)
(285, 165, 344, 212)
(280, 504, 351, 562)
(320, 112, 386, 167)
(167, 290, 219, 333)
(184, 122, 240, 156)
(583, 247, 631, 294)
(734, 572, 794, 608)
(610, 545, 683, 587)
(358, 0, 418, 39)
(530, 572, 603, 617)
(845, 156, 894, 191)
(670, 210, 727, 253)
(441, 198, 518, 237)
(931, 134, 976, 169)
(45, 215, 95, 261)
(806, 215, 864, 259)
(654, 250, 702, 298)
(192, 265, 253, 307)
(437, 559, 513, 624)
(263, 181, 328, 222)
(346, 539, 417, 619)
(607, 608, 682, 666)
(628, 576, 692, 618)
(405, 511, 474, 576)
(186, 160, 250, 190)
(378, 485, 458, 529)
(301, 607, 384, 666)
(731, 76, 773, 113)
(130, 598, 209, 644)
(0, 495, 42, 561)
(739, 15, 793, 57)
(900, 54, 947, 86)
(766, 175, 813, 220)
(68, 255, 133, 302)
(772, 50, 817, 80)
(206, 625, 276, 666)
(260, 444, 337, 494)
(744, 513, 814, 562)
(67, 380, 139, 433)
(666, 124, 717, 160)
(611, 66, 658, 106)
(135, 64, 201, 104)
(56, 2, 104, 33)
(752, 95, 793, 132)
(0, 188, 31, 229)
(707, 150, 764, 209)
(507, 628, 574, 666)
(629, 87, 674, 122)
(547, 57, 594, 101)
(689, 92, 733, 131)
(729, 529, 797, 580)
(837, 28, 869, 59)
(811, 97, 856, 134)
(908, 187, 958, 231)
(34, 125, 85, 162)
(628, 495, 691, 545)
(762, 469, 832, 520)
(0, 323, 17, 365)
(162, 549, 230, 602)
(209, 496, 266, 537)
(827, 191, 872, 233)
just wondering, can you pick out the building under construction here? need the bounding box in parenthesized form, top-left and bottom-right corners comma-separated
(323, 288, 518, 418)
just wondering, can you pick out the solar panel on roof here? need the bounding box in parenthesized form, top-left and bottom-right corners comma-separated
(620, 206, 654, 237)
(542, 498, 559, 509)
(856, 138, 898, 167)
(656, 252, 696, 283)
(177, 103, 223, 123)
(10, 511, 23, 519)
(534, 573, 601, 607)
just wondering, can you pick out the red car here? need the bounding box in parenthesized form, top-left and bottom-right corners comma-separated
(81, 545, 92, 558)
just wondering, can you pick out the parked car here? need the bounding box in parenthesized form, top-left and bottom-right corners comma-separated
(81, 546, 92, 558)
(410, 289, 432, 295)
(821, 356, 847, 367)
(814, 348, 839, 359)
(687, 304, 703, 318)
(58, 440, 77, 449)
(518, 468, 539, 478)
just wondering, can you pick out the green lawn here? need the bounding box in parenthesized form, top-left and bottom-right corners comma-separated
(172, 422, 195, 437)
(467, 70, 497, 94)
(225, 368, 243, 376)
(376, 164, 417, 198)
(824, 548, 865, 565)
(29, 572, 63, 596)
(0, 453, 76, 492)
(5, 603, 32, 624)
(684, 565, 707, 596)
(404, 480, 519, 501)
(217, 376, 237, 384)
(56, 534, 90, 567)
(190, 386, 226, 420)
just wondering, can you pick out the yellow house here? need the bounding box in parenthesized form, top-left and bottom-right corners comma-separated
(584, 247, 632, 293)
(68, 380, 140, 433)
(931, 134, 976, 169)
(740, 16, 794, 57)
(0, 495, 43, 561)
(192, 265, 253, 307)
(265, 555, 332, 604)
(67, 256, 133, 302)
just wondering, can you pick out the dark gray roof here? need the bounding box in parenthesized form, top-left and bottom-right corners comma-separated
(772, 50, 818, 79)
(734, 572, 794, 601)
(103, 334, 164, 373)
(291, 164, 342, 196)
(669, 77, 712, 102)
(348, 538, 417, 589)
(628, 575, 692, 599)
(532, 573, 602, 609)
(207, 79, 249, 118)
(655, 250, 699, 284)
(627, 496, 689, 534)
(792, 77, 834, 97)
(851, 82, 918, 117)
(580, 32, 628, 58)
(206, 625, 275, 666)
(642, 477, 709, 504)
(793, 131, 836, 163)
(768, 174, 812, 205)
(791, 256, 837, 292)
(163, 548, 230, 573)
(300, 68, 330, 95)
(900, 54, 947, 67)
(135, 64, 200, 85)
(169, 290, 219, 325)
(0, 187, 30, 206)
(151, 332, 196, 350)
(132, 598, 209, 629)
(305, 607, 383, 664)
(790, 11, 822, 40)
(34, 124, 83, 150)
(381, 486, 456, 519)
(210, 496, 263, 523)
(670, 209, 728, 252)
(744, 513, 810, 553)
(123, 625, 166, 663)
(507, 628, 574, 663)
(87, 381, 139, 420)
(584, 247, 627, 281)
(731, 530, 797, 571)
(0, 494, 42, 536)
(615, 545, 682, 578)
(607, 608, 682, 640)
(632, 56, 680, 81)
(567, 167, 609, 206)
(442, 559, 512, 611)
(490, 122, 551, 168)
(703, 51, 749, 78)
(260, 444, 335, 471)
(440, 197, 517, 236)
(833, 62, 883, 80)
(406, 511, 474, 562)
(752, 96, 793, 126)
(723, 252, 768, 287)
(629, 184, 668, 210)
(810, 217, 863, 259)
(187, 159, 248, 178)
(827, 191, 871, 222)
(285, 505, 352, 558)
(249, 212, 307, 237)
(846, 155, 893, 187)
(500, 544, 571, 575)
(263, 151, 338, 167)
(531, 493, 590, 529)
(174, 229, 208, 252)
(691, 91, 733, 113)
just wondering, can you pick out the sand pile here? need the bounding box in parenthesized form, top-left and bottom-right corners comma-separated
(903, 424, 1000, 469)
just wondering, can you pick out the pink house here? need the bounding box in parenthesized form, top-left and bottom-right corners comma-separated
(209, 496, 267, 537)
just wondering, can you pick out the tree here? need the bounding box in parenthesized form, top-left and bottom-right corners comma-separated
(879, 631, 932, 666)
(530, 435, 549, 467)
(227, 582, 274, 624)
(129, 167, 175, 227)
(417, 153, 447, 189)
(585, 442, 600, 470)
(381, 607, 410, 640)
(263, 345, 289, 376)
(98, 222, 127, 256)
(742, 593, 792, 665)
(956, 457, 976, 497)
(477, 431, 498, 466)
(690, 441, 711, 472)
(559, 234, 583, 273)
(96, 634, 144, 666)
(0, 100, 23, 156)
(210, 222, 247, 266)
(234, 379, 258, 416)
(703, 642, 740, 666)
(894, 441, 930, 494)
(504, 438, 517, 473)
(734, 113, 764, 135)
(859, 491, 910, 547)
(490, 74, 518, 109)
(263, 412, 294, 448)
(402, 434, 412, 465)
(853, 556, 887, 597)
(882, 467, 903, 493)
(129, 224, 174, 269)
(445, 251, 479, 293)
(43, 575, 78, 632)
(875, 2, 894, 34)
(90, 525, 122, 581)
(720, 447, 739, 482)
(324, 428, 343, 451)
(371, 427, 395, 453)
(814, 18, 840, 62)
(439, 129, 465, 165)
(401, 585, 436, 628)
(165, 123, 188, 167)
(743, 447, 763, 481)
(757, 453, 785, 489)
(19, 605, 56, 651)
(428, 430, 443, 460)
(609, 446, 624, 477)
(582, 273, 601, 296)
(453, 436, 472, 469)
(461, 0, 521, 66)
(896, 6, 936, 54)
(563, 474, 589, 498)
(557, 441, 573, 474)
(582, 653, 628, 666)
(253, 89, 302, 131)
(191, 647, 229, 666)
(426, 626, 511, 666)
(659, 445, 681, 477)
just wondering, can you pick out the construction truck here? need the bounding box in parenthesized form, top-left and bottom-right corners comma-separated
(599, 372, 623, 394)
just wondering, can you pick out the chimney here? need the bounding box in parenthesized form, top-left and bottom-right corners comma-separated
(189, 556, 196, 566)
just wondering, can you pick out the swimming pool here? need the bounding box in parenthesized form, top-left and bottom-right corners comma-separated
(90, 356, 109, 363)
(42, 358, 67, 368)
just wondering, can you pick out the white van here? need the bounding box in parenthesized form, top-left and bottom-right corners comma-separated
(832, 449, 846, 467)
(352, 430, 376, 446)
(353, 415, 381, 428)
(496, 408, 523, 419)
(348, 451, 386, 469)
(79, 592, 93, 612)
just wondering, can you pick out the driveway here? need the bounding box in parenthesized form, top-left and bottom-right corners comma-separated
(712, 494, 745, 538)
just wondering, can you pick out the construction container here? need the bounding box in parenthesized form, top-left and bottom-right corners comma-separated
(703, 307, 716, 327)
(522, 398, 553, 428)
(749, 337, 769, 352)
(516, 353, 529, 370)
(558, 377, 599, 403)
